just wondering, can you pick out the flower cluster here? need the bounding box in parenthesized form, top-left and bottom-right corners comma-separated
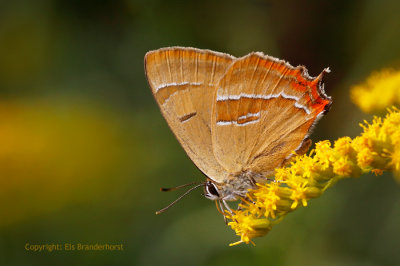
(351, 69, 400, 113)
(227, 107, 400, 245)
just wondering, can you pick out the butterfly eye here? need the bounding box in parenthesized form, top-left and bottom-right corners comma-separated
(204, 181, 220, 200)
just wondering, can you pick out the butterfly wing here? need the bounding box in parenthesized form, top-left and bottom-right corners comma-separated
(145, 47, 235, 181)
(211, 52, 331, 177)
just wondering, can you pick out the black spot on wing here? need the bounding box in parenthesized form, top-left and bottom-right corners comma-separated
(179, 112, 197, 122)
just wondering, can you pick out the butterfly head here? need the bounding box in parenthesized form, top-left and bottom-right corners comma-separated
(204, 173, 258, 201)
(204, 180, 221, 200)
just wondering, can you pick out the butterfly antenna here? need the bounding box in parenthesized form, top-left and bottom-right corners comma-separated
(160, 181, 201, 192)
(155, 183, 204, 215)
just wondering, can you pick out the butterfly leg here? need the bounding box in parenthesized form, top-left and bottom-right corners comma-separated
(235, 196, 258, 213)
(241, 196, 256, 205)
(222, 200, 234, 215)
(217, 200, 229, 224)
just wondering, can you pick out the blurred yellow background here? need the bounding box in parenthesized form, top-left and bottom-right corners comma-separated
(1, 0, 400, 265)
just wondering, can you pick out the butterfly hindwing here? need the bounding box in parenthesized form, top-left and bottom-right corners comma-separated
(211, 52, 331, 176)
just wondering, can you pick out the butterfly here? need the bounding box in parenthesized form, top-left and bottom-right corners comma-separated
(144, 47, 331, 214)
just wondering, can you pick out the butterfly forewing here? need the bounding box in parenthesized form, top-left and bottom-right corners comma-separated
(145, 47, 235, 181)
(211, 53, 331, 176)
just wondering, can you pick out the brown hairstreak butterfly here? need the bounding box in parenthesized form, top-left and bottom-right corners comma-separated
(144, 47, 331, 215)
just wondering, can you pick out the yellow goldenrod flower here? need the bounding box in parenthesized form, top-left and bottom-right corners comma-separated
(351, 69, 400, 113)
(227, 107, 400, 245)
(227, 210, 272, 246)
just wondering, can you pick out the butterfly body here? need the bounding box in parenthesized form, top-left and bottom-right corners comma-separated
(211, 171, 260, 200)
(145, 47, 331, 209)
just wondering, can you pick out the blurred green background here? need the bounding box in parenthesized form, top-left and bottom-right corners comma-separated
(1, 0, 400, 265)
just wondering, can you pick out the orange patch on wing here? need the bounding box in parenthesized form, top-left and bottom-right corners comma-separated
(245, 55, 330, 117)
